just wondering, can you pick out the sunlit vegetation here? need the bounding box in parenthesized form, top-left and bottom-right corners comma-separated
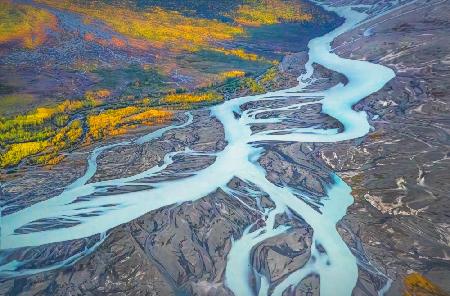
(0, 94, 173, 168)
(0, 97, 99, 168)
(86, 106, 138, 140)
(128, 109, 171, 124)
(211, 48, 277, 65)
(230, 0, 312, 26)
(241, 77, 266, 93)
(1, 141, 49, 167)
(0, 62, 281, 169)
(34, 119, 84, 165)
(220, 70, 246, 80)
(0, 1, 57, 49)
(51, 120, 83, 149)
(33, 0, 311, 56)
(35, 0, 244, 51)
(0, 125, 54, 145)
(175, 48, 272, 89)
(403, 272, 448, 296)
(1, 119, 83, 167)
(141, 97, 152, 105)
(86, 107, 172, 141)
(0, 0, 326, 170)
(85, 89, 111, 101)
(216, 66, 280, 98)
(213, 48, 260, 61)
(259, 67, 278, 83)
(0, 99, 94, 137)
(13, 107, 57, 126)
(162, 92, 223, 105)
(0, 0, 297, 169)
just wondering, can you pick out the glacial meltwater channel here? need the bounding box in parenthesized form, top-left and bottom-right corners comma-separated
(0, 5, 395, 295)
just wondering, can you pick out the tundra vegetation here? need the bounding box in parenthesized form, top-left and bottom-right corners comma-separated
(230, 0, 312, 26)
(0, 1, 57, 49)
(0, 0, 313, 169)
(0, 66, 283, 168)
(0, 92, 172, 168)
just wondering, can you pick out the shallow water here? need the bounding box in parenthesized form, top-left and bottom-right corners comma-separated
(1, 5, 394, 296)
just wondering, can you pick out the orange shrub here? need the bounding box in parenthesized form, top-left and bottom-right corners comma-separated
(111, 36, 126, 48)
(84, 32, 95, 42)
(403, 272, 448, 296)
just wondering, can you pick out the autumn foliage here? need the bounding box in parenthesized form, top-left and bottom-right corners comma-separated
(220, 70, 246, 79)
(1, 141, 49, 167)
(0, 98, 95, 168)
(403, 272, 449, 296)
(35, 0, 244, 51)
(0, 0, 312, 169)
(0, 1, 57, 49)
(34, 0, 312, 53)
(230, 0, 312, 26)
(34, 120, 84, 165)
(86, 106, 172, 141)
(213, 48, 262, 62)
(162, 92, 223, 105)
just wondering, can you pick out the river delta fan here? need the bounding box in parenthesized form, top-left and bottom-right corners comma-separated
(1, 0, 449, 295)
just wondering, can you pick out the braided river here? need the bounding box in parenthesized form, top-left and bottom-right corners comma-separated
(1, 5, 395, 296)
